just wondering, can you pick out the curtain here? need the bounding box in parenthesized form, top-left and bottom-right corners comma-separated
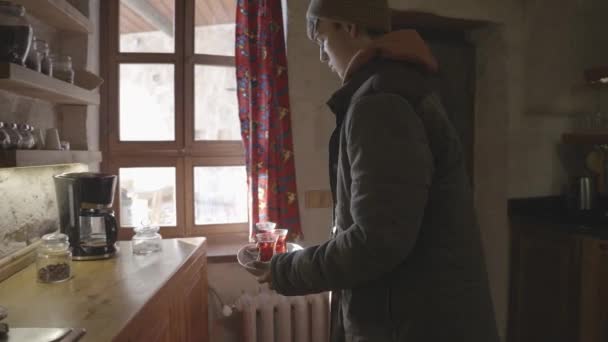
(236, 0, 302, 241)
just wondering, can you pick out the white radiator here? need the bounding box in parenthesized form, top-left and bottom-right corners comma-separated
(235, 290, 330, 342)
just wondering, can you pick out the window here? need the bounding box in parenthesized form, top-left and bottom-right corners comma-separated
(101, 0, 247, 240)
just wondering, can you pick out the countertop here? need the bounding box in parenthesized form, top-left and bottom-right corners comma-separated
(0, 238, 206, 341)
(509, 196, 608, 239)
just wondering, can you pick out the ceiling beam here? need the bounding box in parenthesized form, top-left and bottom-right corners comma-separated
(122, 0, 173, 36)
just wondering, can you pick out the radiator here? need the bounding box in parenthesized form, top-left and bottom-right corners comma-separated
(235, 290, 330, 342)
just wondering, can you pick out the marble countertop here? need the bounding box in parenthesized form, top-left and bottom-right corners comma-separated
(0, 238, 206, 341)
(509, 196, 608, 239)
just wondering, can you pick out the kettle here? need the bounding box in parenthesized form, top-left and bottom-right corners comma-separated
(566, 176, 596, 212)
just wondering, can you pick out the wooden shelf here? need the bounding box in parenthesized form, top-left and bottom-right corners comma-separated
(0, 63, 99, 105)
(13, 0, 93, 33)
(0, 150, 102, 168)
(562, 132, 608, 145)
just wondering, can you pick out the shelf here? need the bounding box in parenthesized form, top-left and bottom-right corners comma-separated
(13, 0, 93, 33)
(0, 63, 99, 105)
(562, 132, 608, 145)
(0, 150, 102, 168)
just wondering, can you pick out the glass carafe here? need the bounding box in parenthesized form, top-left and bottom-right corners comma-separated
(78, 209, 116, 248)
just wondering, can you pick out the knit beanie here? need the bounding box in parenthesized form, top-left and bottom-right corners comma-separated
(306, 0, 391, 40)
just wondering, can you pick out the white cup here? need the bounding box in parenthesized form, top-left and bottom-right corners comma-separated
(44, 128, 61, 150)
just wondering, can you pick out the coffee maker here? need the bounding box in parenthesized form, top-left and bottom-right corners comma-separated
(54, 172, 118, 260)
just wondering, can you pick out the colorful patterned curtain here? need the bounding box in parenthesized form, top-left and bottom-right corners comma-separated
(236, 0, 302, 241)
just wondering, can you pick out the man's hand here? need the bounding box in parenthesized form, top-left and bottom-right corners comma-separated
(254, 261, 273, 289)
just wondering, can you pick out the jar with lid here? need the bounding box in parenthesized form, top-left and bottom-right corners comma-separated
(0, 1, 32, 65)
(53, 55, 74, 84)
(132, 221, 162, 255)
(17, 123, 34, 149)
(25, 36, 43, 72)
(0, 122, 10, 150)
(3, 123, 21, 149)
(36, 232, 72, 283)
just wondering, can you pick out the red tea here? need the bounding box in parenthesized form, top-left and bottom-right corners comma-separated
(274, 229, 288, 254)
(257, 241, 275, 262)
(275, 236, 287, 254)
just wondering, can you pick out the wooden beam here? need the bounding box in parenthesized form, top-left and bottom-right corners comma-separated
(122, 0, 173, 36)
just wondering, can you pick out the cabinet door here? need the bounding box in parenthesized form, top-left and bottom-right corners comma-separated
(513, 226, 581, 342)
(180, 252, 209, 342)
(580, 239, 608, 342)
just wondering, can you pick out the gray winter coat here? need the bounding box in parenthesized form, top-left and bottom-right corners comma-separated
(270, 58, 499, 342)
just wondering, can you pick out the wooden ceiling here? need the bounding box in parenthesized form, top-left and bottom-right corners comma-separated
(120, 0, 235, 34)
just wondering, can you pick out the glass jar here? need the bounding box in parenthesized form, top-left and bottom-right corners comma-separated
(17, 123, 34, 149)
(25, 36, 43, 72)
(53, 55, 74, 84)
(132, 223, 162, 255)
(0, 1, 32, 65)
(4, 123, 21, 149)
(0, 122, 10, 150)
(36, 232, 72, 283)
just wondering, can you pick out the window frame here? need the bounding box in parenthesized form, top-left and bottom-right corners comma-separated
(100, 0, 248, 239)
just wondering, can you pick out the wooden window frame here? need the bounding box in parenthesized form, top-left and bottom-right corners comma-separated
(100, 0, 247, 240)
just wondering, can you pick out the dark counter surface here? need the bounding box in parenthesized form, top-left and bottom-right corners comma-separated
(508, 196, 608, 239)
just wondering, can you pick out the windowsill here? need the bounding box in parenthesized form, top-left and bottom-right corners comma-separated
(205, 232, 249, 264)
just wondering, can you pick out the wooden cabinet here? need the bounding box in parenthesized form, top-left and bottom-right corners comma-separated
(580, 238, 608, 342)
(510, 223, 608, 342)
(114, 244, 208, 342)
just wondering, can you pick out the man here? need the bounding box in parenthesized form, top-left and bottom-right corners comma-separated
(258, 0, 500, 341)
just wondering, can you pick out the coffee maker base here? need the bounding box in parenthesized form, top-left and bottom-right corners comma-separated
(72, 252, 117, 261)
(72, 245, 119, 261)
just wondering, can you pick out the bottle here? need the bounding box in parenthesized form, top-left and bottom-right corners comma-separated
(25, 36, 43, 72)
(53, 55, 74, 84)
(132, 221, 162, 255)
(36, 232, 72, 283)
(0, 1, 33, 65)
(41, 47, 53, 77)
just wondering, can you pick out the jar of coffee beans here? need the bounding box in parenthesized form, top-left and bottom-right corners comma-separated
(36, 232, 72, 283)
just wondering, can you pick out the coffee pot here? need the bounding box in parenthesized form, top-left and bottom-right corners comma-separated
(54, 172, 118, 260)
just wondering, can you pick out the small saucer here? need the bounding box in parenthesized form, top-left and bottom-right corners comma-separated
(237, 243, 303, 277)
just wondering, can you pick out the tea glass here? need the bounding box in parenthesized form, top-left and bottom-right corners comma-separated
(256, 232, 278, 262)
(274, 229, 288, 254)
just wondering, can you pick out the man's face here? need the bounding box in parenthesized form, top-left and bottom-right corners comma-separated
(312, 19, 356, 79)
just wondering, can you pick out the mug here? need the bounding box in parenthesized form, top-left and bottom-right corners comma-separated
(45, 128, 61, 150)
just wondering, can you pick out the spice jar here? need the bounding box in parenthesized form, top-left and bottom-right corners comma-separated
(0, 1, 33, 65)
(132, 222, 162, 255)
(40, 45, 53, 77)
(17, 123, 34, 149)
(53, 55, 74, 84)
(4, 123, 21, 149)
(36, 232, 72, 283)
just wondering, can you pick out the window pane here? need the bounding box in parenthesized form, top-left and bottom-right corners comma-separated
(119, 0, 175, 53)
(194, 65, 240, 141)
(120, 64, 175, 141)
(195, 0, 235, 56)
(119, 167, 177, 227)
(194, 166, 248, 225)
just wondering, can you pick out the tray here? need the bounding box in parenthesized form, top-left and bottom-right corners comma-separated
(236, 243, 303, 277)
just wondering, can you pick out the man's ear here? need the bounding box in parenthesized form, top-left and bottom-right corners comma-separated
(346, 23, 360, 38)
